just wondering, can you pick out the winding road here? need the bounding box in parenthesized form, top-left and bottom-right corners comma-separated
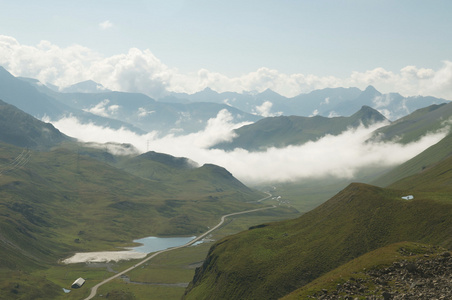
(84, 199, 274, 299)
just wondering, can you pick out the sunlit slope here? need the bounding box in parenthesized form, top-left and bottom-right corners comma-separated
(214, 106, 387, 151)
(372, 132, 452, 187)
(370, 102, 452, 144)
(281, 148, 452, 299)
(0, 144, 264, 259)
(184, 168, 452, 299)
(388, 151, 452, 196)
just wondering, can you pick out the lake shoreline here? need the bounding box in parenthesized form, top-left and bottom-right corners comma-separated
(62, 236, 197, 264)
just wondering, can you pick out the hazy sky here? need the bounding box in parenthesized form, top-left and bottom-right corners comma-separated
(1, 0, 452, 98)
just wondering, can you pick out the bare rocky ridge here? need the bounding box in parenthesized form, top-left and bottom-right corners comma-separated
(309, 251, 452, 299)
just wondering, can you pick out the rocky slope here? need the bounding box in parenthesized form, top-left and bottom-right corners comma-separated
(304, 250, 452, 300)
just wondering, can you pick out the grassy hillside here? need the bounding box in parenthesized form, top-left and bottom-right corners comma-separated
(372, 133, 452, 187)
(370, 102, 452, 144)
(183, 156, 452, 299)
(0, 141, 268, 298)
(214, 106, 387, 151)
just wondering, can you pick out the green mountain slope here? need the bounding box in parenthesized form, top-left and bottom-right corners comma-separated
(0, 99, 72, 149)
(0, 142, 267, 298)
(370, 101, 452, 144)
(214, 106, 387, 151)
(0, 143, 264, 255)
(0, 99, 268, 298)
(183, 155, 452, 299)
(372, 132, 452, 187)
(116, 151, 260, 203)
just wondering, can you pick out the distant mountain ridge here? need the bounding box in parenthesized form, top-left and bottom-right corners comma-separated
(164, 85, 449, 121)
(0, 66, 146, 134)
(2, 66, 448, 138)
(214, 105, 388, 151)
(8, 68, 260, 136)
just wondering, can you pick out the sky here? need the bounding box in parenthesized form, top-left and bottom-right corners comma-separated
(1, 0, 452, 99)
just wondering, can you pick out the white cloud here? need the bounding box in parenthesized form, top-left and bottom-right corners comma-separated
(99, 20, 113, 30)
(253, 101, 282, 117)
(138, 107, 155, 117)
(47, 111, 449, 185)
(372, 95, 393, 109)
(1, 35, 452, 100)
(83, 99, 119, 117)
(310, 109, 319, 117)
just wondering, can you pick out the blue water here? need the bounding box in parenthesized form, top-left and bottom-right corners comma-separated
(130, 236, 196, 253)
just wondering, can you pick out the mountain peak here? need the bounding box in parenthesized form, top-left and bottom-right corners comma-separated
(258, 88, 281, 97)
(363, 85, 381, 95)
(351, 105, 388, 125)
(200, 87, 218, 94)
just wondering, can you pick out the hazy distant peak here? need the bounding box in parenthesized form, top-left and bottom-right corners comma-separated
(200, 87, 218, 94)
(61, 80, 110, 93)
(363, 85, 381, 95)
(258, 88, 281, 97)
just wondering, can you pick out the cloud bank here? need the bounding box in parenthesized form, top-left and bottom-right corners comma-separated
(1, 35, 452, 100)
(48, 111, 449, 185)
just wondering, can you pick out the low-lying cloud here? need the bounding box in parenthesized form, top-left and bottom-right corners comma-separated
(1, 35, 452, 100)
(48, 111, 449, 185)
(83, 99, 120, 117)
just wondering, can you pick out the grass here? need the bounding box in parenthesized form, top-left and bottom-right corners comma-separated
(372, 102, 452, 145)
(183, 181, 452, 300)
(372, 133, 452, 187)
(39, 208, 297, 300)
(0, 142, 300, 299)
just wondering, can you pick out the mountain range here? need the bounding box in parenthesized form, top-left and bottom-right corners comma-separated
(213, 105, 388, 151)
(2, 66, 449, 139)
(164, 85, 449, 121)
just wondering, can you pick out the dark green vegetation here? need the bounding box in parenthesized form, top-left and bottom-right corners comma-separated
(183, 132, 452, 299)
(214, 105, 387, 151)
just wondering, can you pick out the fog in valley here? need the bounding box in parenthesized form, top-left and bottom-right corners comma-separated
(48, 110, 449, 185)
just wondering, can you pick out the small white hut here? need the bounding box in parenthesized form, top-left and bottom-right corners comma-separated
(71, 277, 85, 288)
